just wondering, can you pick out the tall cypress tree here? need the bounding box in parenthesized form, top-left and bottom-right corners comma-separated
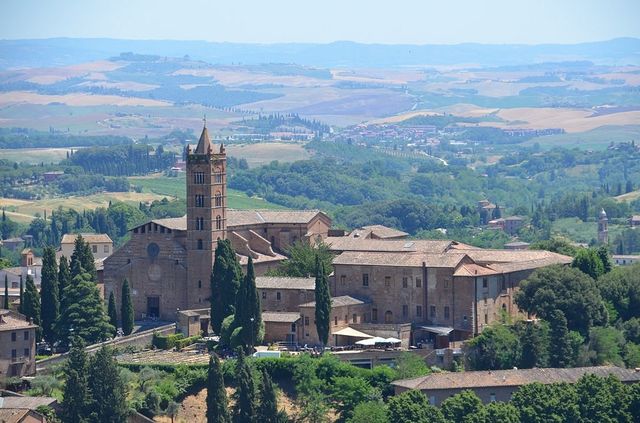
(258, 368, 280, 423)
(18, 275, 23, 313)
(40, 246, 60, 344)
(238, 257, 261, 351)
(121, 279, 134, 336)
(71, 235, 96, 279)
(314, 255, 331, 348)
(211, 240, 242, 334)
(87, 346, 128, 423)
(549, 310, 573, 368)
(3, 274, 8, 309)
(107, 292, 118, 337)
(22, 275, 42, 341)
(61, 338, 89, 423)
(233, 349, 256, 423)
(206, 354, 230, 423)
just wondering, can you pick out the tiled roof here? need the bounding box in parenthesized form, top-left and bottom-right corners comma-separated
(61, 233, 112, 244)
(256, 276, 315, 290)
(358, 225, 409, 239)
(228, 209, 328, 226)
(392, 366, 640, 391)
(333, 251, 468, 268)
(0, 310, 38, 331)
(0, 395, 57, 410)
(262, 312, 301, 323)
(325, 237, 453, 254)
(0, 409, 30, 421)
(300, 295, 370, 308)
(462, 249, 570, 264)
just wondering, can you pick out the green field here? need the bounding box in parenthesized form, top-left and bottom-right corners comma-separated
(524, 125, 640, 150)
(0, 147, 73, 164)
(129, 174, 284, 209)
(551, 217, 626, 244)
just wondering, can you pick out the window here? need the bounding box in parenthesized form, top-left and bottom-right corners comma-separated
(501, 278, 506, 291)
(23, 331, 29, 341)
(11, 349, 16, 359)
(482, 278, 488, 288)
(402, 305, 408, 318)
(262, 291, 267, 299)
(429, 396, 436, 405)
(196, 217, 204, 230)
(197, 239, 203, 250)
(215, 193, 222, 207)
(484, 314, 489, 324)
(195, 195, 205, 207)
(104, 245, 109, 253)
(304, 316, 309, 326)
(216, 215, 222, 230)
(11, 332, 16, 342)
(345, 315, 348, 323)
(194, 172, 205, 184)
(402, 277, 408, 288)
(430, 305, 436, 318)
(214, 171, 223, 183)
(12, 282, 17, 289)
(334, 316, 338, 326)
(198, 280, 202, 289)
(160, 226, 165, 233)
(385, 276, 391, 287)
(276, 292, 281, 301)
(291, 323, 296, 332)
(463, 315, 468, 322)
(372, 308, 378, 322)
(384, 311, 393, 323)
(92, 245, 98, 253)
(24, 348, 29, 357)
(416, 278, 422, 288)
(141, 225, 145, 233)
(352, 314, 357, 323)
(490, 393, 496, 402)
(416, 305, 422, 317)
(362, 273, 369, 287)
(443, 306, 450, 320)
(340, 275, 346, 286)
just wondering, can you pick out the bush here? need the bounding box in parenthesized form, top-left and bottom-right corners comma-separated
(174, 335, 201, 351)
(152, 333, 184, 350)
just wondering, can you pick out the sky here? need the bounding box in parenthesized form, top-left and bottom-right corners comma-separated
(1, 0, 639, 45)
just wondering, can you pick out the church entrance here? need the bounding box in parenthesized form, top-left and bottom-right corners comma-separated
(147, 296, 160, 319)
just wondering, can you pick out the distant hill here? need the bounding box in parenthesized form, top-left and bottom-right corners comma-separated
(1, 37, 639, 69)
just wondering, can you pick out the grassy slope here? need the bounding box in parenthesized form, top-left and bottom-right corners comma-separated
(523, 125, 640, 150)
(552, 217, 626, 244)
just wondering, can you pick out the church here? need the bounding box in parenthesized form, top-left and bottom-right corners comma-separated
(103, 124, 331, 321)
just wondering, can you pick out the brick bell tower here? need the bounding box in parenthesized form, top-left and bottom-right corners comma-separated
(186, 119, 227, 309)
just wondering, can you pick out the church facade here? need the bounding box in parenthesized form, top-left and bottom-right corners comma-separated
(103, 125, 331, 321)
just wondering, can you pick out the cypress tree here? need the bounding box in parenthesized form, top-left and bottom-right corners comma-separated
(18, 275, 23, 313)
(258, 368, 280, 423)
(233, 349, 256, 423)
(22, 275, 42, 341)
(57, 272, 113, 347)
(206, 354, 230, 423)
(58, 256, 71, 310)
(211, 240, 242, 334)
(61, 338, 89, 423)
(3, 274, 8, 309)
(314, 255, 331, 348)
(40, 246, 60, 344)
(236, 257, 261, 351)
(71, 235, 96, 279)
(107, 292, 118, 337)
(87, 346, 128, 423)
(121, 279, 134, 336)
(549, 310, 573, 368)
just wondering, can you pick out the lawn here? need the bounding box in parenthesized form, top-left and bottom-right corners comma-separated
(129, 174, 284, 210)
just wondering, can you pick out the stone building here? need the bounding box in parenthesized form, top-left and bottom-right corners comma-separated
(598, 208, 609, 244)
(256, 276, 315, 313)
(0, 310, 37, 378)
(299, 295, 372, 346)
(103, 124, 331, 321)
(59, 233, 113, 262)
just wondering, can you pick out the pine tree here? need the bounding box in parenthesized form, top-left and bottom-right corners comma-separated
(314, 255, 331, 348)
(121, 279, 134, 336)
(87, 346, 128, 423)
(233, 349, 256, 423)
(549, 310, 573, 368)
(3, 274, 8, 309)
(107, 292, 118, 337)
(211, 240, 242, 334)
(40, 246, 60, 344)
(61, 338, 89, 423)
(22, 275, 42, 341)
(58, 255, 71, 310)
(206, 354, 230, 423)
(56, 272, 114, 346)
(258, 368, 280, 423)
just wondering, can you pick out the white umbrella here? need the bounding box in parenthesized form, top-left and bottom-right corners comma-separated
(384, 337, 402, 344)
(356, 337, 387, 346)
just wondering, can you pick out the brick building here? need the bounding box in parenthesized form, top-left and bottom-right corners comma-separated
(0, 311, 37, 378)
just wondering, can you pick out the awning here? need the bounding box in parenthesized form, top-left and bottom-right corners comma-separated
(385, 337, 402, 344)
(332, 327, 374, 338)
(419, 325, 454, 336)
(356, 337, 387, 346)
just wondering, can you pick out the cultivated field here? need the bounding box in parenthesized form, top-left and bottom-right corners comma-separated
(0, 91, 170, 107)
(0, 148, 73, 164)
(225, 142, 312, 167)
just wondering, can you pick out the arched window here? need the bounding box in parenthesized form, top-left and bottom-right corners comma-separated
(216, 215, 222, 230)
(196, 217, 204, 230)
(197, 239, 203, 250)
(384, 311, 393, 324)
(214, 167, 223, 184)
(215, 192, 222, 207)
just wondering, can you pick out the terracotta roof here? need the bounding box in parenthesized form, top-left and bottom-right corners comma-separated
(0, 409, 31, 422)
(489, 256, 572, 273)
(150, 217, 187, 231)
(392, 366, 640, 391)
(325, 238, 453, 254)
(228, 209, 328, 226)
(256, 277, 315, 290)
(300, 295, 370, 308)
(0, 310, 38, 331)
(357, 225, 409, 239)
(504, 241, 530, 247)
(333, 251, 468, 268)
(462, 249, 570, 264)
(61, 233, 112, 244)
(454, 263, 498, 277)
(262, 312, 301, 323)
(0, 395, 57, 410)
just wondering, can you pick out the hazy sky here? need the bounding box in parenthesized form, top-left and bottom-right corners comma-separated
(1, 0, 639, 44)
